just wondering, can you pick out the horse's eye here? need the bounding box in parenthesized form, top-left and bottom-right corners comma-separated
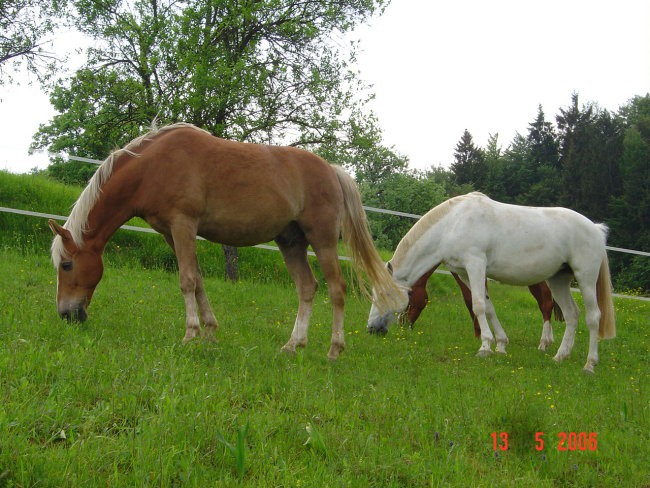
(61, 261, 73, 271)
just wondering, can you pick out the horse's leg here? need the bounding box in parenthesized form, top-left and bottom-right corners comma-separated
(312, 245, 347, 360)
(574, 272, 602, 374)
(276, 235, 318, 354)
(460, 260, 495, 357)
(484, 294, 509, 354)
(529, 283, 554, 351)
(545, 272, 580, 363)
(452, 272, 481, 337)
(168, 224, 205, 342)
(164, 234, 219, 340)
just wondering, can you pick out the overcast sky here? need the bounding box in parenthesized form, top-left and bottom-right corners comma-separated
(1, 0, 649, 174)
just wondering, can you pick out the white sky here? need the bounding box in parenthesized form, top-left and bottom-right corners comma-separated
(1, 0, 649, 173)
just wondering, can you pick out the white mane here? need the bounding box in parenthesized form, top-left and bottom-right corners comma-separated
(50, 122, 209, 267)
(391, 192, 485, 268)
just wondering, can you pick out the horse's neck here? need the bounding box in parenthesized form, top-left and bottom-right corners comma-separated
(397, 252, 440, 289)
(84, 169, 139, 252)
(393, 226, 445, 288)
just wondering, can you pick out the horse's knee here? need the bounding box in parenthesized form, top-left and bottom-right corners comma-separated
(299, 278, 318, 302)
(472, 297, 486, 318)
(328, 279, 346, 306)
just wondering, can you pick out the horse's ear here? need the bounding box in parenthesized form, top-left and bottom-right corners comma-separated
(48, 219, 72, 242)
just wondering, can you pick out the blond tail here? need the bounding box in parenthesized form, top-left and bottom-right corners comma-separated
(332, 165, 406, 312)
(597, 255, 616, 339)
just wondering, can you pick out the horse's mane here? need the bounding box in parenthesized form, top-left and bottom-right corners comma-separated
(51, 122, 210, 266)
(391, 192, 486, 268)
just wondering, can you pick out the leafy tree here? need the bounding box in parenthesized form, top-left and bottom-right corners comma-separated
(0, 0, 64, 84)
(360, 171, 447, 250)
(316, 112, 408, 184)
(527, 105, 560, 170)
(556, 93, 623, 220)
(450, 129, 487, 190)
(32, 0, 394, 281)
(33, 0, 391, 158)
(609, 95, 650, 291)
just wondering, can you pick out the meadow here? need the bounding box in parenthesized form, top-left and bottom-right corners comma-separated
(0, 245, 648, 487)
(1, 171, 649, 486)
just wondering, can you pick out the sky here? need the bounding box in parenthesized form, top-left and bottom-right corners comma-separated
(1, 0, 649, 174)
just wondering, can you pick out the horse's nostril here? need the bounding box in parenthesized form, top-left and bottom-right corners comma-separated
(60, 307, 87, 322)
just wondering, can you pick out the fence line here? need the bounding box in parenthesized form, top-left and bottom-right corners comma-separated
(55, 152, 650, 258)
(2, 205, 649, 302)
(0, 206, 348, 261)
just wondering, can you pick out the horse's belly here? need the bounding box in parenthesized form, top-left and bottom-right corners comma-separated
(198, 218, 287, 247)
(485, 254, 564, 286)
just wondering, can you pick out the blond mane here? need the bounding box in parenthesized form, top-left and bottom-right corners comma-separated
(51, 122, 210, 266)
(391, 192, 485, 268)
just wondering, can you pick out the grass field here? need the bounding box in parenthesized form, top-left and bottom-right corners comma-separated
(1, 246, 648, 487)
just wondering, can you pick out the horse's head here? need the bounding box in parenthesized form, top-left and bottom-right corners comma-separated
(366, 261, 409, 335)
(48, 220, 103, 322)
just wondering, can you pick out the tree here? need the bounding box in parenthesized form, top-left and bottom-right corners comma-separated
(33, 0, 390, 155)
(450, 129, 487, 190)
(519, 105, 561, 206)
(0, 0, 63, 84)
(527, 105, 559, 170)
(360, 170, 447, 249)
(32, 0, 394, 281)
(609, 95, 650, 292)
(556, 93, 623, 220)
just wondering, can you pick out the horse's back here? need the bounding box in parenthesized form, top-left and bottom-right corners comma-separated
(123, 126, 342, 245)
(441, 194, 606, 284)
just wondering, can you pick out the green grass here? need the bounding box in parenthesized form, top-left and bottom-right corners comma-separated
(1, 248, 648, 487)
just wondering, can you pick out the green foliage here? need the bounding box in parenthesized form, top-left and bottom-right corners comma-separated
(450, 129, 487, 190)
(360, 171, 447, 249)
(0, 0, 65, 84)
(32, 0, 395, 177)
(0, 249, 648, 486)
(445, 94, 650, 293)
(216, 423, 250, 478)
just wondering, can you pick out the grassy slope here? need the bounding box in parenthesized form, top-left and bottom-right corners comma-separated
(1, 249, 648, 487)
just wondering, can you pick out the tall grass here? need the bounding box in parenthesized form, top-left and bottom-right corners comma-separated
(0, 247, 648, 487)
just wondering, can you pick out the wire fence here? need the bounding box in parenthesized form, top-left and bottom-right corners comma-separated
(2, 152, 648, 301)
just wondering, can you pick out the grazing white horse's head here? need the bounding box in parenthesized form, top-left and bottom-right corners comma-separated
(366, 262, 409, 335)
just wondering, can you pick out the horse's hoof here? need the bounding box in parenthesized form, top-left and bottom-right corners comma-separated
(281, 343, 297, 355)
(182, 333, 199, 343)
(476, 349, 493, 358)
(583, 364, 595, 374)
(538, 343, 547, 351)
(553, 352, 568, 363)
(327, 343, 345, 361)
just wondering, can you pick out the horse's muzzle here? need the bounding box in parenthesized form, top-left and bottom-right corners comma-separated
(367, 314, 392, 335)
(60, 306, 88, 322)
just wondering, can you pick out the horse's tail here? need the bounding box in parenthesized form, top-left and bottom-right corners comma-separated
(597, 254, 616, 339)
(332, 165, 406, 312)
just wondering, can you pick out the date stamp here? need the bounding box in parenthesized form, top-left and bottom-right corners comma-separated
(491, 432, 598, 451)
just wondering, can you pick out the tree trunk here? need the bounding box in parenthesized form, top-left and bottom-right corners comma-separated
(223, 245, 239, 282)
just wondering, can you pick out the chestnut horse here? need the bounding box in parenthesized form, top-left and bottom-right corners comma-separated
(405, 269, 563, 351)
(367, 192, 616, 373)
(49, 123, 405, 360)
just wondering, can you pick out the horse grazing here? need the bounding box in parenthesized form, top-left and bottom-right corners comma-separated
(405, 270, 563, 351)
(48, 123, 405, 360)
(366, 192, 616, 373)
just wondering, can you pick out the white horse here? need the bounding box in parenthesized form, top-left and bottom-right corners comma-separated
(366, 192, 616, 374)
